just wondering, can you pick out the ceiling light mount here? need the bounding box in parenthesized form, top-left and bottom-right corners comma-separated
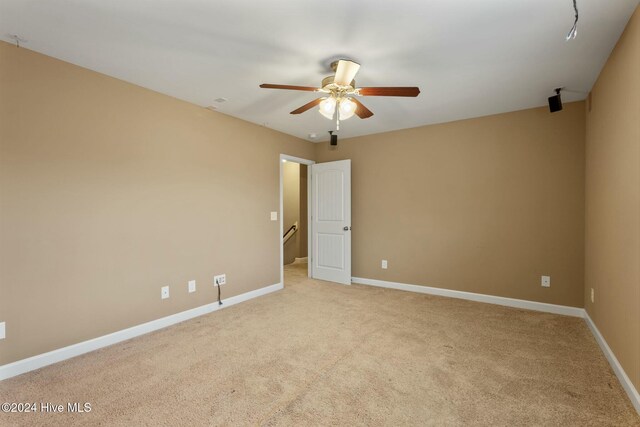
(329, 60, 342, 72)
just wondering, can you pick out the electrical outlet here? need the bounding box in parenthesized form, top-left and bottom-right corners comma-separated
(541, 276, 551, 288)
(381, 260, 388, 269)
(161, 286, 170, 299)
(270, 211, 278, 221)
(188, 280, 196, 293)
(214, 274, 226, 286)
(591, 288, 594, 303)
(0, 322, 5, 340)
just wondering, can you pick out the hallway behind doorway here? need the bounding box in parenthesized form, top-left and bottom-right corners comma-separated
(283, 160, 308, 266)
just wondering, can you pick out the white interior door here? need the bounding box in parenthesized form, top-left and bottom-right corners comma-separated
(311, 159, 351, 285)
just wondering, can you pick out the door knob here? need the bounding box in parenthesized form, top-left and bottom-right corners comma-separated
(343, 226, 351, 231)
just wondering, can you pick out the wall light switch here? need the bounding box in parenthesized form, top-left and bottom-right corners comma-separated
(270, 211, 278, 221)
(541, 276, 551, 288)
(188, 280, 196, 293)
(161, 286, 170, 299)
(0, 322, 5, 340)
(381, 260, 388, 269)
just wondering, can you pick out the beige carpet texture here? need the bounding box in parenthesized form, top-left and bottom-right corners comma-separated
(0, 263, 638, 426)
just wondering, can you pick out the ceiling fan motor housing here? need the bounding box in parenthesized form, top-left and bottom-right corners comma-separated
(321, 76, 355, 91)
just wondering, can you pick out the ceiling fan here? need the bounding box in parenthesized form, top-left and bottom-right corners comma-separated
(260, 59, 420, 129)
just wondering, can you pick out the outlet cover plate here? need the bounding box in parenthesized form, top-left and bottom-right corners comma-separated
(188, 280, 196, 293)
(541, 276, 551, 288)
(0, 322, 5, 340)
(161, 286, 170, 299)
(381, 260, 388, 269)
(214, 274, 226, 286)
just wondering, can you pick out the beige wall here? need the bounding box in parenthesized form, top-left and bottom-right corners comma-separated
(585, 7, 640, 392)
(0, 41, 314, 365)
(316, 102, 586, 308)
(283, 161, 300, 264)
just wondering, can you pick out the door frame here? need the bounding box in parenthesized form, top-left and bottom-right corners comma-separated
(279, 154, 315, 286)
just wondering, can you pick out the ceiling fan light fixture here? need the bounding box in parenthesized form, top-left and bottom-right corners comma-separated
(319, 96, 336, 120)
(338, 97, 356, 120)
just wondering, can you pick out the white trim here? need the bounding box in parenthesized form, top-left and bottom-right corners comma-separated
(307, 163, 312, 279)
(351, 277, 584, 317)
(279, 154, 315, 287)
(584, 311, 640, 414)
(0, 282, 283, 381)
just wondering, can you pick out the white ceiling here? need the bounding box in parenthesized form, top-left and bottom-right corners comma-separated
(1, 0, 638, 142)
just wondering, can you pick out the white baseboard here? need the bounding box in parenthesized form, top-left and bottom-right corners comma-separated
(0, 282, 283, 381)
(351, 277, 584, 317)
(584, 312, 640, 414)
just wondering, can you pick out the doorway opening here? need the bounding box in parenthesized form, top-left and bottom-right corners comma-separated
(283, 161, 307, 265)
(279, 154, 314, 286)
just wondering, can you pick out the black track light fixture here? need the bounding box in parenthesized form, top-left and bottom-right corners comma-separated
(548, 88, 563, 113)
(329, 130, 338, 146)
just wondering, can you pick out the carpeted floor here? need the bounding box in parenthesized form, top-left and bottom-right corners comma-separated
(0, 263, 638, 426)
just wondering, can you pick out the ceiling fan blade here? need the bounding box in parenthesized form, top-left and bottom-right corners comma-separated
(352, 98, 374, 119)
(290, 98, 323, 114)
(358, 87, 420, 97)
(260, 84, 319, 91)
(334, 60, 361, 86)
